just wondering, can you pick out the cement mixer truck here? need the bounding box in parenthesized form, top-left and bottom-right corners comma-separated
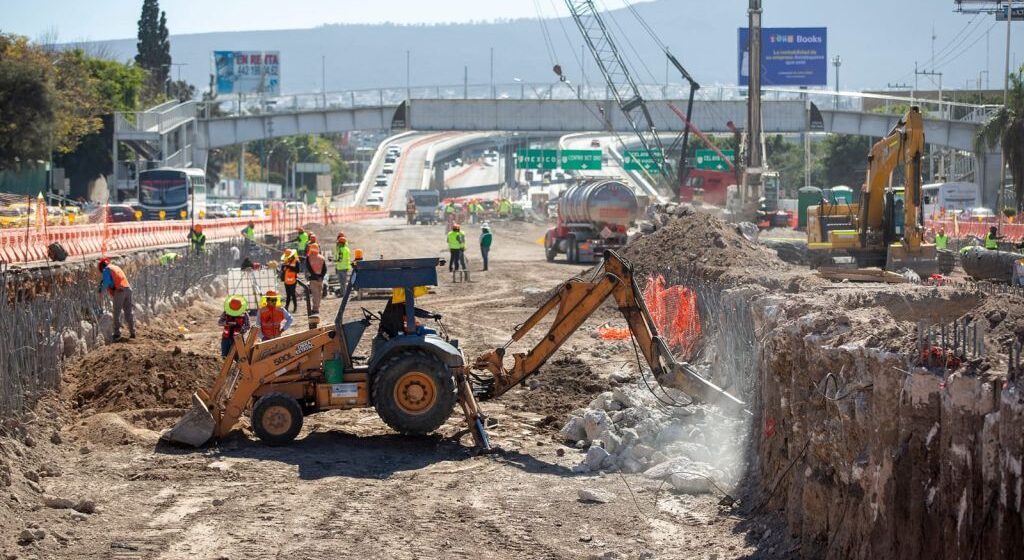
(544, 179, 640, 264)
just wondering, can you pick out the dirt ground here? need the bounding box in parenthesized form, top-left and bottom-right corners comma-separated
(0, 217, 782, 560)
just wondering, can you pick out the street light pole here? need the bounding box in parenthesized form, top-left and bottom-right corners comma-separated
(832, 55, 842, 109)
(1000, 2, 1014, 212)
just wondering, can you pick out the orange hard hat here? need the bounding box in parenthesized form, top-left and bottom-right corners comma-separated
(265, 289, 279, 298)
(297, 226, 304, 232)
(194, 224, 203, 232)
(97, 257, 110, 271)
(337, 231, 345, 239)
(354, 248, 364, 260)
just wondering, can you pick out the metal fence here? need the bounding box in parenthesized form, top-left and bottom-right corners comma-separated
(0, 242, 248, 419)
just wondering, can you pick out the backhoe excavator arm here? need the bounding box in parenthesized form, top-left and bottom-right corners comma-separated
(472, 251, 746, 414)
(860, 106, 926, 248)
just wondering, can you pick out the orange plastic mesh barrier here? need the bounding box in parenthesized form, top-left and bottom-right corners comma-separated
(596, 325, 631, 340)
(643, 274, 701, 358)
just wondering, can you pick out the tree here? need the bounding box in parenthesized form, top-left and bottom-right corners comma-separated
(135, 0, 171, 92)
(0, 34, 56, 168)
(818, 134, 873, 189)
(975, 71, 1024, 210)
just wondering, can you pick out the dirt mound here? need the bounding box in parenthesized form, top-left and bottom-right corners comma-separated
(67, 343, 221, 413)
(625, 211, 793, 284)
(506, 355, 608, 430)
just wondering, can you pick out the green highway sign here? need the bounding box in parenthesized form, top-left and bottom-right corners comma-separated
(622, 149, 665, 172)
(560, 149, 603, 171)
(694, 149, 735, 171)
(515, 149, 559, 170)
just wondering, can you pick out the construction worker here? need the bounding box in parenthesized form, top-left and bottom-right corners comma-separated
(498, 198, 512, 218)
(218, 294, 250, 357)
(444, 200, 457, 231)
(158, 251, 179, 266)
(985, 226, 1001, 250)
(334, 233, 352, 294)
(406, 197, 417, 225)
(241, 221, 256, 258)
(934, 228, 949, 250)
(306, 243, 327, 315)
(280, 249, 301, 312)
(447, 224, 466, 272)
(480, 223, 493, 271)
(294, 227, 310, 260)
(97, 258, 136, 341)
(256, 289, 293, 340)
(188, 224, 206, 253)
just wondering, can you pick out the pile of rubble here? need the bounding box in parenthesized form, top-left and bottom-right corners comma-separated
(560, 376, 747, 495)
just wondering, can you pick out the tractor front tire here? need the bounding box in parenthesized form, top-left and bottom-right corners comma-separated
(372, 350, 457, 435)
(252, 393, 304, 445)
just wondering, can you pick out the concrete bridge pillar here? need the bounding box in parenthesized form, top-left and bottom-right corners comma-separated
(433, 162, 445, 191)
(976, 148, 1004, 209)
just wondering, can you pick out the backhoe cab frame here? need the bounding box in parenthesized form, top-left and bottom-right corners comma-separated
(166, 257, 492, 449)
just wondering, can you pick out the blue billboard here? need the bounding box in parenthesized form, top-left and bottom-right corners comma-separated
(738, 27, 827, 87)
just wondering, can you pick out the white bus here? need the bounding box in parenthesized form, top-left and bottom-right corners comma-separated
(922, 182, 979, 220)
(138, 168, 208, 220)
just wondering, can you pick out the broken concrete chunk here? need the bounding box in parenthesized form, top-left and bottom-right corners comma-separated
(560, 416, 587, 442)
(583, 410, 612, 442)
(669, 472, 713, 494)
(584, 445, 612, 471)
(577, 487, 615, 504)
(43, 495, 76, 509)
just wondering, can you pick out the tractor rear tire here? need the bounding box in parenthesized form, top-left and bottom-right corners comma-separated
(372, 350, 457, 435)
(251, 393, 304, 445)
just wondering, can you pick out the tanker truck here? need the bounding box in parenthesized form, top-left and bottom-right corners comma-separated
(544, 179, 640, 264)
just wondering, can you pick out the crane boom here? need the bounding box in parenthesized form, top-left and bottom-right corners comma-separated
(471, 251, 746, 414)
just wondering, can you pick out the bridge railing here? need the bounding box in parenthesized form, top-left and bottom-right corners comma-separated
(197, 82, 1000, 125)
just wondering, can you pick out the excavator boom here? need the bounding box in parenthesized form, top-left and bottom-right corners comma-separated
(472, 251, 746, 414)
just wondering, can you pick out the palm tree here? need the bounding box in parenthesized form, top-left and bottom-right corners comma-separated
(975, 71, 1024, 210)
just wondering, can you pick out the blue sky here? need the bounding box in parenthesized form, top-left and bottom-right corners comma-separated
(1, 0, 635, 41)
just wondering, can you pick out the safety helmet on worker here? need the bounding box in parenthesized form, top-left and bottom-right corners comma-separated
(297, 227, 304, 233)
(453, 223, 461, 231)
(223, 294, 248, 317)
(260, 289, 282, 308)
(194, 224, 203, 232)
(97, 257, 111, 271)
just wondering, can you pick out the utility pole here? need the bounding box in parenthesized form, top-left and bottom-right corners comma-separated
(490, 47, 495, 99)
(464, 65, 468, 99)
(744, 0, 763, 206)
(406, 50, 411, 102)
(321, 55, 327, 108)
(832, 55, 842, 109)
(1000, 1, 1014, 213)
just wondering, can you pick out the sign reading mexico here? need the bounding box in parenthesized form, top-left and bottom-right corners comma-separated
(737, 27, 827, 87)
(214, 51, 281, 95)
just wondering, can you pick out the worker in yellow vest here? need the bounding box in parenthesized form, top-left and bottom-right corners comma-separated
(446, 224, 466, 272)
(934, 228, 949, 250)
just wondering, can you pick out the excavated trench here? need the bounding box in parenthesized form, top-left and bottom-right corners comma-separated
(622, 208, 1024, 559)
(746, 285, 1024, 559)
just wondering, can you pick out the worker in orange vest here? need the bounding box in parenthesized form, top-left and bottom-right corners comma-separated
(97, 257, 136, 341)
(255, 290, 294, 340)
(280, 249, 301, 312)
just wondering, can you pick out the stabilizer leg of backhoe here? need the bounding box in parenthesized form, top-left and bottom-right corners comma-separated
(456, 371, 491, 450)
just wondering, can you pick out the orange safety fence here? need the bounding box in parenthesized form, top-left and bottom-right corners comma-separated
(593, 274, 703, 359)
(0, 207, 387, 265)
(643, 274, 701, 358)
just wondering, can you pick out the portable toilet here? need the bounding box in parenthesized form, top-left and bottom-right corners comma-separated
(830, 185, 854, 205)
(797, 186, 824, 229)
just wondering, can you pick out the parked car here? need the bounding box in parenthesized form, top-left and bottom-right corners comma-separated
(89, 204, 137, 223)
(204, 203, 229, 219)
(285, 201, 307, 213)
(239, 200, 267, 217)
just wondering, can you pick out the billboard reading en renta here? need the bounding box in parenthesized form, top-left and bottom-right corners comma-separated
(738, 27, 827, 87)
(214, 51, 281, 95)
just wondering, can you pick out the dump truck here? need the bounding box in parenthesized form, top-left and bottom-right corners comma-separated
(408, 190, 440, 225)
(164, 251, 745, 450)
(544, 179, 640, 264)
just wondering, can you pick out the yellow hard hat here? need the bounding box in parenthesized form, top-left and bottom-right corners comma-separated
(223, 294, 248, 317)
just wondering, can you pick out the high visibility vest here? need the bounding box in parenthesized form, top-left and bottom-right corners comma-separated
(335, 245, 352, 271)
(934, 233, 948, 249)
(243, 226, 255, 241)
(447, 231, 465, 250)
(445, 204, 456, 215)
(283, 265, 298, 285)
(297, 232, 309, 251)
(985, 233, 999, 250)
(259, 307, 284, 339)
(105, 264, 131, 296)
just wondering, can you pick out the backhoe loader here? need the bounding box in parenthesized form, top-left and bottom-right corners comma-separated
(165, 251, 745, 451)
(806, 106, 938, 277)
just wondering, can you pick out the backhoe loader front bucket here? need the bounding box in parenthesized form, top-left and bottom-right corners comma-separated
(162, 393, 216, 447)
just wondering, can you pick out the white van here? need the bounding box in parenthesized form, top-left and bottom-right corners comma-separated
(239, 200, 266, 217)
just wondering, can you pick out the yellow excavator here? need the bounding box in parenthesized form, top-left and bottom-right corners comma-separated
(806, 106, 937, 277)
(165, 251, 745, 450)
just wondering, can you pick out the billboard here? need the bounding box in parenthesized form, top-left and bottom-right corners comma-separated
(214, 51, 280, 95)
(738, 27, 827, 87)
